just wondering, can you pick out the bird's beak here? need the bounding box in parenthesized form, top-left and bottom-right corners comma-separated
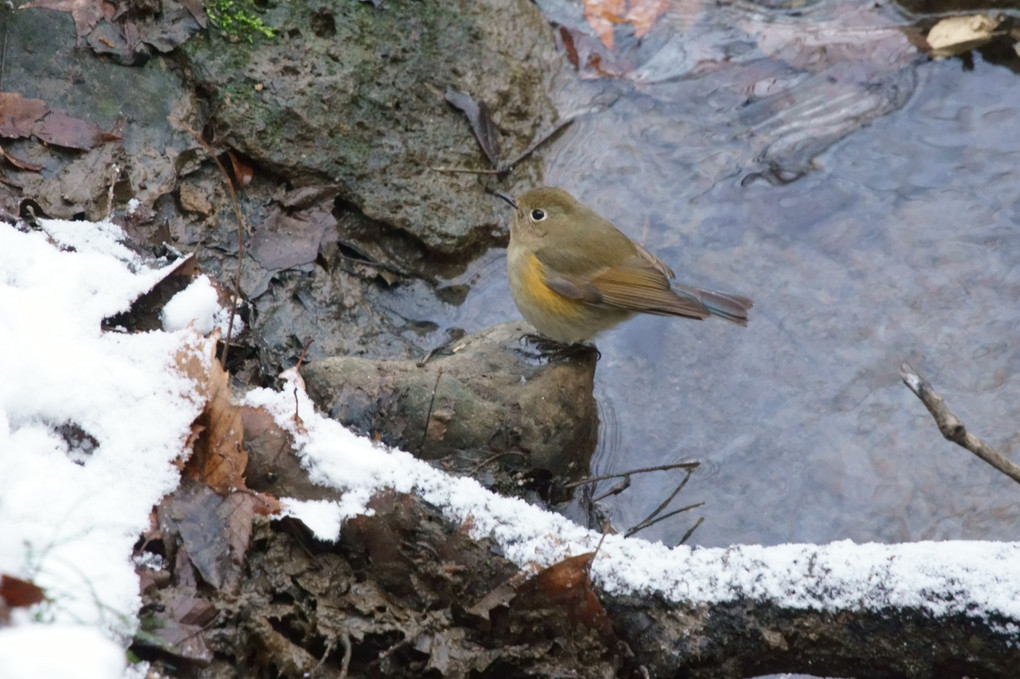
(494, 191, 518, 210)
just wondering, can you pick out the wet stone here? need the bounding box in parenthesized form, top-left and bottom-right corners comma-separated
(178, 0, 571, 253)
(301, 321, 598, 492)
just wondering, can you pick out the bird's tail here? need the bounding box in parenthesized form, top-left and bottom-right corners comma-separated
(673, 283, 754, 326)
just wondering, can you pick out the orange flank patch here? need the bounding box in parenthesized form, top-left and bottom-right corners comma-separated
(522, 254, 587, 319)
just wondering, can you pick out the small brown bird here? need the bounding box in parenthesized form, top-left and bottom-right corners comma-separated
(497, 187, 752, 344)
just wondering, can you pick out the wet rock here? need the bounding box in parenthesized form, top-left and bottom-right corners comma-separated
(0, 8, 198, 220)
(177, 0, 570, 253)
(301, 321, 598, 486)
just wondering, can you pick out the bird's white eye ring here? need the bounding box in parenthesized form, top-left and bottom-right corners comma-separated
(531, 209, 546, 221)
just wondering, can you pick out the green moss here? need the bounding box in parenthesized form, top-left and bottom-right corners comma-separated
(206, 0, 277, 42)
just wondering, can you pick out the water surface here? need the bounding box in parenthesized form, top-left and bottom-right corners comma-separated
(447, 0, 1020, 547)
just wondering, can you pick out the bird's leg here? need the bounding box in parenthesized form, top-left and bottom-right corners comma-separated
(518, 334, 600, 362)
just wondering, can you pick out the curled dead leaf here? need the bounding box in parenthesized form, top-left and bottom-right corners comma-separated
(227, 150, 254, 188)
(0, 144, 44, 172)
(513, 552, 615, 642)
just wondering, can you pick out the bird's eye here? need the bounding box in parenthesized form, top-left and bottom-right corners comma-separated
(531, 209, 546, 221)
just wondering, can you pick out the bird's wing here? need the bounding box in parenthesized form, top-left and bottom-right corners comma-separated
(632, 241, 675, 280)
(590, 259, 709, 318)
(540, 253, 710, 320)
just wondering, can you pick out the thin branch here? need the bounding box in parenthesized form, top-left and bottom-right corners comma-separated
(295, 338, 314, 371)
(338, 632, 352, 679)
(625, 502, 705, 539)
(624, 467, 698, 538)
(678, 516, 704, 545)
(312, 639, 334, 677)
(0, 7, 7, 92)
(417, 369, 443, 457)
(105, 163, 119, 220)
(431, 114, 577, 176)
(562, 461, 700, 490)
(416, 333, 465, 367)
(592, 477, 630, 502)
(466, 450, 527, 473)
(429, 165, 505, 175)
(500, 115, 576, 170)
(899, 362, 1020, 486)
(169, 117, 245, 369)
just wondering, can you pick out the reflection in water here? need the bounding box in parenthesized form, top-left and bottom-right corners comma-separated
(446, 2, 1020, 547)
(591, 382, 621, 483)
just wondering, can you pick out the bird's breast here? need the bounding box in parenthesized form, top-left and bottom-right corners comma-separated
(508, 248, 589, 318)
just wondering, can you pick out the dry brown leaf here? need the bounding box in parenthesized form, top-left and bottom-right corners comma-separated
(177, 336, 247, 494)
(227, 150, 254, 188)
(220, 492, 258, 565)
(0, 93, 48, 138)
(514, 552, 614, 640)
(250, 209, 336, 271)
(0, 91, 120, 150)
(0, 145, 43, 172)
(0, 574, 46, 608)
(35, 110, 121, 150)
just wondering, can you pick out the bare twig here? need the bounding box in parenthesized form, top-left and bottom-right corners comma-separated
(295, 338, 314, 371)
(626, 502, 705, 538)
(592, 477, 630, 502)
(169, 117, 245, 369)
(562, 461, 700, 490)
(625, 467, 699, 538)
(899, 362, 1020, 486)
(678, 516, 704, 545)
(0, 7, 8, 92)
(466, 450, 527, 473)
(312, 639, 334, 677)
(417, 369, 443, 457)
(416, 333, 464, 367)
(501, 115, 576, 170)
(338, 632, 352, 679)
(105, 163, 119, 220)
(431, 114, 577, 176)
(429, 165, 505, 175)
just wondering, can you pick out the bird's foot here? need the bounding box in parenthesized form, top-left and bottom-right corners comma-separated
(518, 334, 600, 362)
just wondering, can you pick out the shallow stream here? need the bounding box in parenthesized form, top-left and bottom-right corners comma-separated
(441, 1, 1020, 547)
